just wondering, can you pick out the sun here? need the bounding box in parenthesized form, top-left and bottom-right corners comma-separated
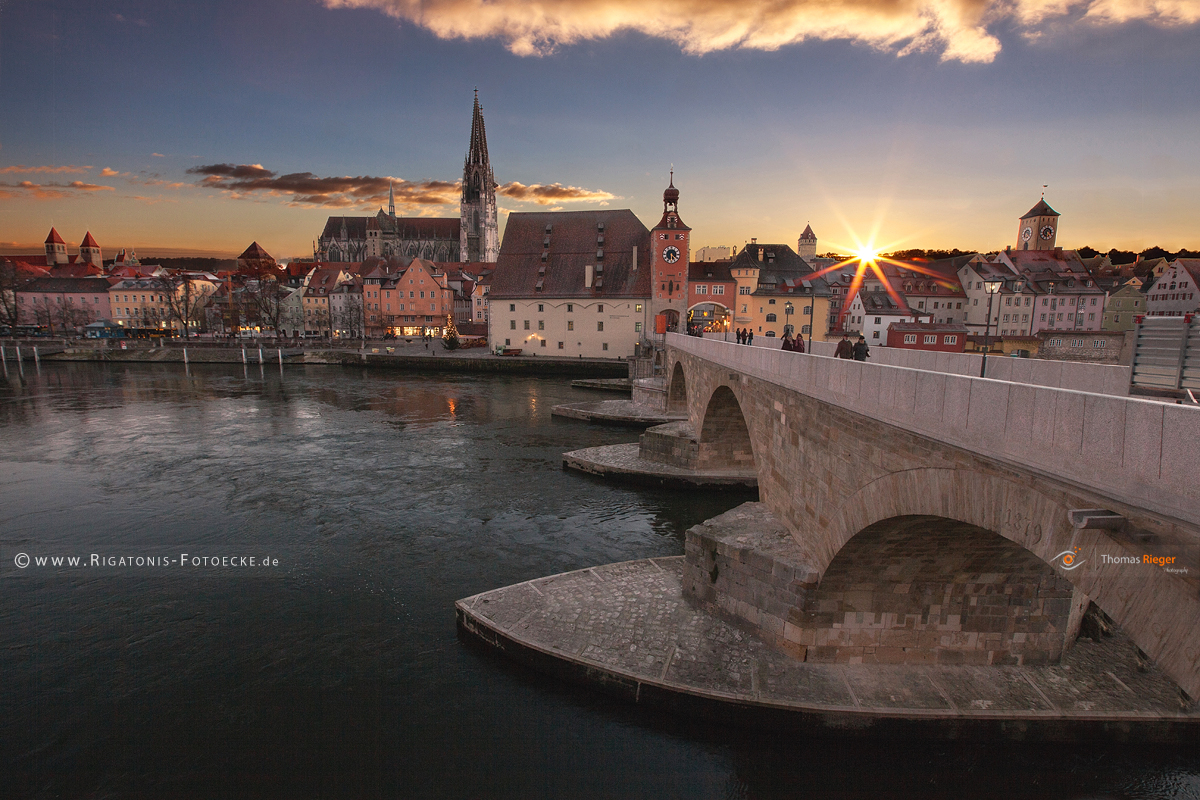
(855, 246, 880, 263)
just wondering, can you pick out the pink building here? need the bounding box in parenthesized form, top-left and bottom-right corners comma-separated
(17, 277, 114, 332)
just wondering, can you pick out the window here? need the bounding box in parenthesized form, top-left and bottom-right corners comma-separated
(567, 320, 574, 331)
(874, 317, 881, 325)
(505, 338, 510, 346)
(634, 322, 642, 332)
(766, 313, 777, 322)
(509, 304, 515, 312)
(597, 304, 604, 312)
(1072, 339, 1084, 347)
(602, 343, 608, 351)
(945, 335, 957, 344)
(567, 304, 573, 312)
(538, 320, 544, 330)
(558, 342, 564, 349)
(1093, 340, 1105, 348)
(769, 299, 776, 305)
(597, 321, 604, 332)
(739, 287, 750, 295)
(904, 334, 917, 344)
(924, 334, 937, 344)
(801, 325, 811, 334)
(713, 286, 724, 295)
(524, 320, 530, 330)
(696, 285, 708, 294)
(538, 304, 544, 312)
(635, 304, 642, 312)
(540, 339, 547, 347)
(1003, 314, 1010, 323)
(872, 331, 880, 339)
(1050, 338, 1063, 347)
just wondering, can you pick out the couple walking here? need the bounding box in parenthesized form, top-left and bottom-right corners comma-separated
(834, 333, 870, 361)
(735, 328, 754, 345)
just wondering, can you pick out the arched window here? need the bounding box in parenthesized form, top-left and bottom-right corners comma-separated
(765, 313, 777, 322)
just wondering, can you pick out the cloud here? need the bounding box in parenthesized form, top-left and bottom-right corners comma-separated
(152, 153, 165, 157)
(185, 163, 617, 211)
(321, 0, 1200, 63)
(113, 13, 150, 26)
(0, 164, 93, 174)
(498, 181, 617, 205)
(0, 180, 115, 200)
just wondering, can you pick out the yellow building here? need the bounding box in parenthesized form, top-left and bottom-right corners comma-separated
(728, 242, 832, 342)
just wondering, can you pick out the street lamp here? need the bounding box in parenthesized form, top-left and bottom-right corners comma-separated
(980, 278, 1004, 378)
(784, 301, 794, 338)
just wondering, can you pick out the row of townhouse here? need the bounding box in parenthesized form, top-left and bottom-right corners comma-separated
(13, 274, 218, 335)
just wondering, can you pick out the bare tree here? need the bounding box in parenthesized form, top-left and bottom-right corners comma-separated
(0, 261, 20, 329)
(162, 274, 214, 336)
(242, 277, 289, 337)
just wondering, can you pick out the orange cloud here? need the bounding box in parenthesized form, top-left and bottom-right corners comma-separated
(498, 181, 617, 205)
(0, 164, 93, 174)
(0, 180, 115, 200)
(321, 0, 1200, 63)
(188, 163, 616, 210)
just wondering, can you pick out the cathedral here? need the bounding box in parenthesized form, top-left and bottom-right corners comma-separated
(317, 92, 499, 263)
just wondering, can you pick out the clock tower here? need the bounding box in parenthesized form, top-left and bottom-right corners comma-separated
(649, 172, 691, 331)
(1016, 198, 1059, 251)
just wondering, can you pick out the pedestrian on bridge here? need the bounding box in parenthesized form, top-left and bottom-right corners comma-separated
(852, 335, 870, 362)
(746, 329, 754, 346)
(834, 333, 853, 359)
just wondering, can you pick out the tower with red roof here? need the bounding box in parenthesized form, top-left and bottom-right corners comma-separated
(45, 228, 69, 266)
(79, 231, 102, 268)
(649, 172, 691, 329)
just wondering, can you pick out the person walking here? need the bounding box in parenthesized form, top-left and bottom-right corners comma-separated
(852, 335, 870, 362)
(780, 332, 794, 352)
(737, 328, 745, 345)
(746, 329, 754, 346)
(834, 333, 853, 359)
(794, 334, 805, 354)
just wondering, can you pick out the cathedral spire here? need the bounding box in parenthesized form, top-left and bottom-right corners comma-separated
(388, 181, 395, 218)
(460, 90, 498, 262)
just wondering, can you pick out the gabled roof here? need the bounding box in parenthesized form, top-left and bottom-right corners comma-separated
(1021, 199, 1059, 219)
(729, 243, 831, 295)
(80, 231, 100, 248)
(489, 209, 651, 299)
(18, 276, 114, 294)
(799, 224, 816, 240)
(688, 261, 734, 282)
(319, 214, 460, 241)
(45, 228, 66, 245)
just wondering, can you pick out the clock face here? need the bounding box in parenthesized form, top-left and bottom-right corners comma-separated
(662, 246, 681, 264)
(1040, 225, 1055, 240)
(1021, 227, 1032, 242)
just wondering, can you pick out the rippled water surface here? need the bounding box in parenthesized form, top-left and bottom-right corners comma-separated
(1, 362, 1197, 799)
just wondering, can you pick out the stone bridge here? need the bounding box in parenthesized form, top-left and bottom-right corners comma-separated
(661, 333, 1200, 699)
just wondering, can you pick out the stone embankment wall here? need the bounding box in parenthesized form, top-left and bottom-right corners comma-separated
(638, 421, 698, 470)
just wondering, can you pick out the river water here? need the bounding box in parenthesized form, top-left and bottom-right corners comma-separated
(1, 362, 1196, 799)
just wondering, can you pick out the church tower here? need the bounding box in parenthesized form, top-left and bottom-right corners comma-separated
(1016, 198, 1059, 251)
(80, 231, 102, 268)
(649, 172, 691, 329)
(460, 91, 499, 263)
(797, 223, 817, 260)
(45, 228, 68, 265)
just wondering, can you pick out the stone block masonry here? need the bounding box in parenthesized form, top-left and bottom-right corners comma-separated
(639, 421, 698, 469)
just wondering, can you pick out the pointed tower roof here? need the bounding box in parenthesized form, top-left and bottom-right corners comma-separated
(81, 231, 100, 248)
(465, 89, 490, 168)
(1021, 199, 1059, 219)
(45, 227, 66, 245)
(238, 241, 272, 261)
(799, 224, 816, 240)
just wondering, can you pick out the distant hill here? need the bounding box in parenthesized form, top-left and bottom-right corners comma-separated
(107, 257, 238, 272)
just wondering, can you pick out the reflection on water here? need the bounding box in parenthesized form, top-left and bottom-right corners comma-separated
(1, 363, 1197, 799)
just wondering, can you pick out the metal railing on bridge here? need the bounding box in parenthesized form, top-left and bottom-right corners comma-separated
(1130, 316, 1200, 395)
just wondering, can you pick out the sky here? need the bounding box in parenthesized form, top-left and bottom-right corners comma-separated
(1, 0, 1198, 261)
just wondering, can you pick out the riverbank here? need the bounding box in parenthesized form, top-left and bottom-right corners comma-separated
(3, 341, 628, 377)
(457, 556, 1200, 742)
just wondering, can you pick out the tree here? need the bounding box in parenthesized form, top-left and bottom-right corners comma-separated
(162, 274, 215, 335)
(0, 260, 20, 328)
(1076, 246, 1100, 259)
(442, 314, 460, 350)
(242, 277, 288, 337)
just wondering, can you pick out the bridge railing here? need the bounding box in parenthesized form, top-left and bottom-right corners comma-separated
(669, 333, 1199, 527)
(700, 333, 1132, 396)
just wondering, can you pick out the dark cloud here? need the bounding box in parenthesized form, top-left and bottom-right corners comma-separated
(188, 163, 613, 209)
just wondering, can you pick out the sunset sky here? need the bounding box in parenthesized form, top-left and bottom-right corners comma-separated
(1, 0, 1197, 261)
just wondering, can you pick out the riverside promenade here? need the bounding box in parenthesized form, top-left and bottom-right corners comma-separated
(457, 556, 1199, 742)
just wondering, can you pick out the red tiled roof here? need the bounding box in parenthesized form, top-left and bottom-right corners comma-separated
(238, 241, 274, 261)
(80, 231, 100, 248)
(489, 209, 652, 299)
(45, 227, 65, 245)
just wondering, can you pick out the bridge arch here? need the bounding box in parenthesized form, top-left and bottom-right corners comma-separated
(818, 467, 1197, 682)
(667, 361, 688, 414)
(803, 514, 1085, 665)
(697, 385, 755, 470)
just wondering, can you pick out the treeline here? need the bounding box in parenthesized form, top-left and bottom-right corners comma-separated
(883, 246, 1199, 267)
